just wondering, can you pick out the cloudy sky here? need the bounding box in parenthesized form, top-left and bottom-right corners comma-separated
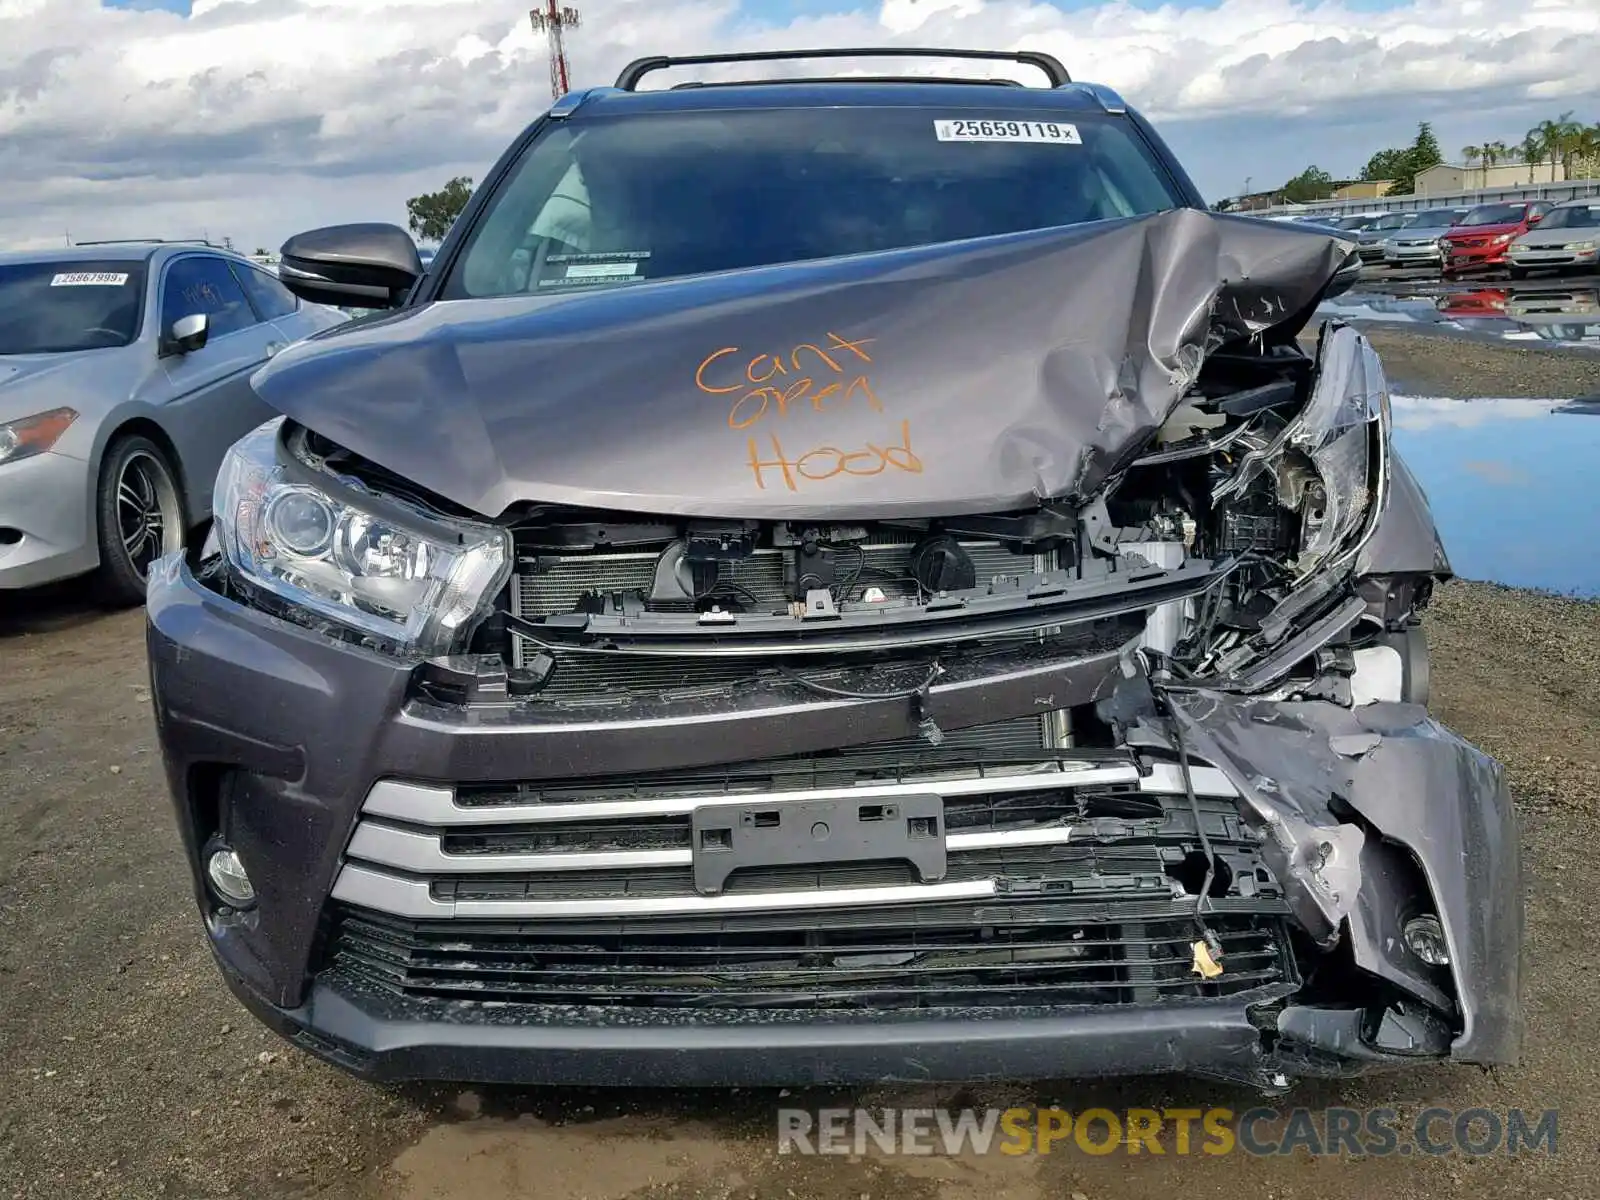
(2, 0, 1596, 251)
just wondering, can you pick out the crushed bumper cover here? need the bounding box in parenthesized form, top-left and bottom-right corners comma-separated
(148, 555, 1524, 1088)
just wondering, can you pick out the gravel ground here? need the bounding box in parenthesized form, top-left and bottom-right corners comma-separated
(0, 332, 1596, 1199)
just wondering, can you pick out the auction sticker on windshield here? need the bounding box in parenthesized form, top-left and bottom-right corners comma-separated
(50, 272, 130, 287)
(934, 120, 1081, 145)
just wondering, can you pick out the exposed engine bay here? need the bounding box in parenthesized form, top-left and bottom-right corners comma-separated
(273, 312, 1425, 721)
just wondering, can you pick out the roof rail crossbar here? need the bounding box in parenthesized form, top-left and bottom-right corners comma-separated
(71, 237, 223, 248)
(615, 47, 1071, 91)
(669, 75, 1027, 90)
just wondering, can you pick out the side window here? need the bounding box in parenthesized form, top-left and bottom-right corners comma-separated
(230, 262, 299, 320)
(161, 256, 259, 340)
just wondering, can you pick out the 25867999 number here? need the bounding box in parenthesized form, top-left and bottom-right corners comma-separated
(933, 119, 1082, 144)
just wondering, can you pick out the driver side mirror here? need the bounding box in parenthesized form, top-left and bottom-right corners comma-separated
(278, 223, 423, 310)
(1527, 211, 1544, 225)
(163, 312, 209, 357)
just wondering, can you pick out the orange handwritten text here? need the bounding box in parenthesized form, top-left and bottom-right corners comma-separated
(694, 332, 878, 430)
(746, 421, 922, 491)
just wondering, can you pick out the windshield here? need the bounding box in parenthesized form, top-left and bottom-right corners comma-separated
(1410, 209, 1463, 228)
(1461, 204, 1527, 227)
(1371, 213, 1410, 231)
(446, 107, 1184, 299)
(0, 260, 146, 355)
(1539, 204, 1600, 230)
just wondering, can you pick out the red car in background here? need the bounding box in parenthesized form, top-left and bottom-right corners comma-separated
(1441, 201, 1553, 276)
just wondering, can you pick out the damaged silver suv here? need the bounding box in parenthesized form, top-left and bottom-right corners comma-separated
(146, 48, 1521, 1091)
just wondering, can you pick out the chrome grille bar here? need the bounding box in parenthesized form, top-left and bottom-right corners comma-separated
(363, 762, 1153, 826)
(345, 820, 1085, 875)
(332, 864, 998, 919)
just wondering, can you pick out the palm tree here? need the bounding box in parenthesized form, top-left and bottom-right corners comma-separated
(1461, 144, 1484, 188)
(1528, 113, 1584, 180)
(1571, 126, 1600, 180)
(1520, 133, 1547, 184)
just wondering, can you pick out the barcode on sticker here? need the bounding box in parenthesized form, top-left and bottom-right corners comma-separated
(50, 272, 130, 287)
(934, 119, 1081, 145)
(564, 262, 638, 279)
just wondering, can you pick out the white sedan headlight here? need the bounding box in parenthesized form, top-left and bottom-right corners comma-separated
(214, 420, 512, 656)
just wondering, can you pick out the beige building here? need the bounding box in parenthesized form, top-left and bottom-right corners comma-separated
(1332, 180, 1392, 200)
(1416, 161, 1567, 196)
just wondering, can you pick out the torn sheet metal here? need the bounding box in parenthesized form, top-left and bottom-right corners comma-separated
(1166, 689, 1523, 1066)
(252, 209, 1355, 521)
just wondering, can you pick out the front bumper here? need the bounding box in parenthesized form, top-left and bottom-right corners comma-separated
(1508, 247, 1600, 270)
(1443, 242, 1514, 271)
(0, 449, 96, 589)
(1384, 244, 1443, 266)
(147, 555, 1524, 1089)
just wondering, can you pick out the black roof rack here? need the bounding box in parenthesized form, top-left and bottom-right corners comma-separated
(670, 75, 1027, 90)
(71, 237, 222, 248)
(615, 47, 1071, 92)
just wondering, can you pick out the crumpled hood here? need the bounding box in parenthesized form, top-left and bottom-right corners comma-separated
(253, 208, 1354, 521)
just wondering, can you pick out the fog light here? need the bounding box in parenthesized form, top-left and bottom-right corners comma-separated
(1403, 914, 1449, 967)
(206, 846, 256, 907)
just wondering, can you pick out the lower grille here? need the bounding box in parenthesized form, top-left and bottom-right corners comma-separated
(328, 752, 1290, 1012)
(326, 909, 1294, 1010)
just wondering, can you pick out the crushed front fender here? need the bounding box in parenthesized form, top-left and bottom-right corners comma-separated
(1166, 690, 1522, 1067)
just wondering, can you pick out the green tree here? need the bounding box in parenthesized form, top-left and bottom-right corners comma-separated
(1364, 123, 1446, 196)
(1409, 122, 1443, 172)
(1282, 165, 1335, 204)
(1526, 113, 1585, 179)
(1520, 132, 1545, 183)
(1573, 125, 1600, 179)
(406, 176, 475, 244)
(1360, 147, 1411, 183)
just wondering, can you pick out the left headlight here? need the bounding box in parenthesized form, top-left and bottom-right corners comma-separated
(1279, 327, 1388, 576)
(1214, 324, 1388, 580)
(0, 407, 78, 466)
(214, 420, 512, 656)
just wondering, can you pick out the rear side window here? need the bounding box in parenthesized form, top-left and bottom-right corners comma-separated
(231, 262, 300, 319)
(162, 256, 259, 339)
(0, 260, 146, 355)
(446, 107, 1185, 299)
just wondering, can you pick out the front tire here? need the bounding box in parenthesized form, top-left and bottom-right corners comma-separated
(93, 435, 186, 607)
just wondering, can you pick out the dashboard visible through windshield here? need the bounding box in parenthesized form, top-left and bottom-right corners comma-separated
(444, 107, 1184, 300)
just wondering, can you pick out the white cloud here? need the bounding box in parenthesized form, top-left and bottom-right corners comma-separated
(1, 0, 1595, 250)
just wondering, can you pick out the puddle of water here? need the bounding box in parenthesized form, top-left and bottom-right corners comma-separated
(1391, 394, 1600, 596)
(1320, 283, 1600, 347)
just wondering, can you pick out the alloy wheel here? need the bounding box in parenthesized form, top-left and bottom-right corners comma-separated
(115, 450, 183, 580)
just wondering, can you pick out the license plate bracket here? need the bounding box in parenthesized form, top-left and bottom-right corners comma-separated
(690, 794, 946, 896)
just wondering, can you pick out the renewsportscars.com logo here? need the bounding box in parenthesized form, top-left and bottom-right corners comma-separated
(777, 1107, 1558, 1158)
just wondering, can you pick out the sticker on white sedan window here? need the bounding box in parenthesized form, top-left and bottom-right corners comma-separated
(50, 272, 130, 287)
(934, 119, 1081, 145)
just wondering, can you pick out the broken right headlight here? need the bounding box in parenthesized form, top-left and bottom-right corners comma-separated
(1217, 324, 1389, 578)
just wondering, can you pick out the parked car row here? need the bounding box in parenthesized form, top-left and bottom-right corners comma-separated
(0, 241, 347, 599)
(1270, 198, 1600, 278)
